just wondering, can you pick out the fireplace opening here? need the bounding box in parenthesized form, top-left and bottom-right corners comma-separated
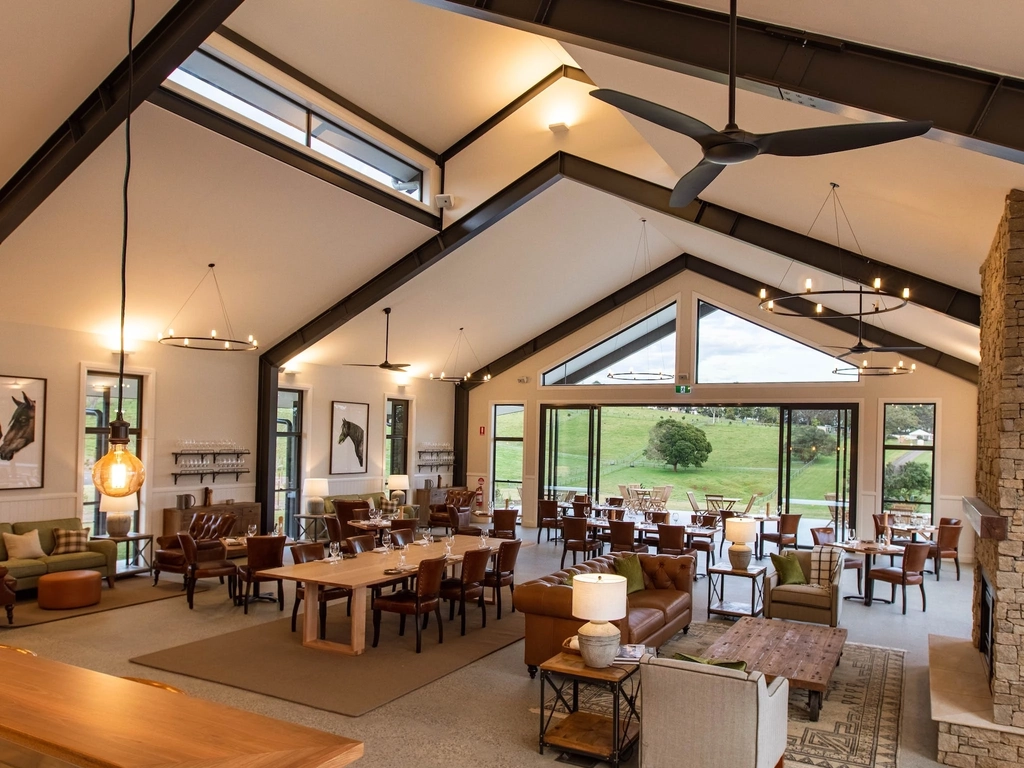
(978, 568, 994, 683)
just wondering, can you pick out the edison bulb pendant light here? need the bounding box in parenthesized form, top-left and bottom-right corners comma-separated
(92, 418, 145, 497)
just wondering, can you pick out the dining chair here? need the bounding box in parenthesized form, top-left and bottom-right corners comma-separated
(758, 514, 801, 559)
(824, 492, 840, 526)
(484, 538, 522, 619)
(324, 515, 349, 554)
(388, 528, 415, 547)
(571, 501, 591, 518)
(289, 542, 352, 637)
(346, 534, 376, 553)
(686, 491, 704, 514)
(439, 547, 489, 635)
(868, 542, 930, 614)
(645, 511, 669, 545)
(176, 533, 237, 610)
(655, 524, 690, 556)
(742, 493, 760, 515)
(372, 555, 447, 653)
(537, 499, 562, 543)
(686, 515, 717, 577)
(574, 494, 591, 504)
(390, 518, 418, 536)
(939, 517, 961, 526)
(238, 535, 286, 614)
(561, 517, 601, 569)
(448, 506, 485, 536)
(608, 520, 647, 553)
(811, 526, 863, 595)
(606, 496, 624, 507)
(873, 512, 910, 564)
(718, 509, 737, 557)
(928, 524, 962, 581)
(659, 485, 674, 510)
(490, 508, 518, 539)
(650, 486, 667, 511)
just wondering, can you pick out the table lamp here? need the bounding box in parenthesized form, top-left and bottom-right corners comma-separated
(725, 517, 757, 570)
(387, 474, 410, 504)
(571, 573, 627, 668)
(303, 478, 330, 515)
(99, 492, 137, 537)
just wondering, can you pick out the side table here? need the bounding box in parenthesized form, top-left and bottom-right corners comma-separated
(707, 563, 767, 620)
(90, 533, 153, 578)
(538, 652, 641, 767)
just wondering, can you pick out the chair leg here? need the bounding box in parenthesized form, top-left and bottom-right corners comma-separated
(537, 527, 542, 544)
(856, 566, 863, 596)
(921, 582, 927, 611)
(891, 583, 897, 603)
(153, 569, 160, 586)
(479, 592, 487, 628)
(496, 584, 503, 620)
(935, 555, 941, 581)
(5, 605, 11, 625)
(399, 614, 406, 636)
(415, 612, 422, 653)
(319, 601, 327, 640)
(560, 546, 567, 569)
(243, 578, 251, 615)
(436, 604, 444, 645)
(278, 580, 284, 610)
(572, 551, 577, 565)
(186, 575, 195, 610)
(510, 582, 515, 613)
(449, 598, 456, 621)
(422, 612, 430, 630)
(955, 555, 961, 581)
(372, 609, 381, 647)
(291, 595, 301, 632)
(460, 597, 467, 636)
(902, 583, 908, 615)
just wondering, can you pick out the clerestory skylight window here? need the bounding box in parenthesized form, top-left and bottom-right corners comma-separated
(543, 303, 677, 386)
(166, 50, 425, 201)
(696, 301, 851, 383)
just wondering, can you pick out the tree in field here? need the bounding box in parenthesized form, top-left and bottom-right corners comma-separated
(884, 461, 931, 502)
(790, 425, 837, 462)
(885, 407, 920, 437)
(644, 419, 712, 471)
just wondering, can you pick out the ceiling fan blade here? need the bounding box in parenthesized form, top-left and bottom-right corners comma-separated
(343, 363, 383, 367)
(755, 119, 932, 157)
(591, 89, 722, 147)
(669, 160, 726, 208)
(380, 362, 410, 370)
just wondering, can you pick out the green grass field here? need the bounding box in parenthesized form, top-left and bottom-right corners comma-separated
(497, 407, 842, 519)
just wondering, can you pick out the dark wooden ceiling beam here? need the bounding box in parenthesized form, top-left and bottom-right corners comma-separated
(416, 0, 1024, 165)
(0, 0, 247, 246)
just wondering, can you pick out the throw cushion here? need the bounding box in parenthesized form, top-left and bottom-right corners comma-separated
(614, 554, 645, 594)
(365, 495, 376, 510)
(810, 544, 841, 588)
(673, 652, 747, 671)
(52, 528, 90, 555)
(2, 529, 46, 559)
(379, 499, 398, 515)
(770, 552, 807, 585)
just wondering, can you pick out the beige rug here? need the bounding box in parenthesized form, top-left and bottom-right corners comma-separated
(131, 606, 525, 716)
(544, 620, 904, 768)
(2, 575, 194, 628)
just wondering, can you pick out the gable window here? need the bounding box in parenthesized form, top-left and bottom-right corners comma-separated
(696, 301, 849, 384)
(166, 49, 425, 201)
(543, 303, 677, 386)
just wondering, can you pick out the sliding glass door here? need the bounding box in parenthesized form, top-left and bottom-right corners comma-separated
(539, 406, 600, 500)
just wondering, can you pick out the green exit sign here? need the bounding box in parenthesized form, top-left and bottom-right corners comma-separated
(675, 385, 691, 394)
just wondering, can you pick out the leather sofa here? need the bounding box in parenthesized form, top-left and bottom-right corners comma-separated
(513, 552, 695, 676)
(154, 513, 236, 585)
(764, 549, 845, 627)
(639, 654, 788, 768)
(428, 489, 475, 531)
(0, 518, 117, 590)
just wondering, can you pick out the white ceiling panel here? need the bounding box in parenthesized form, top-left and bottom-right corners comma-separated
(0, 103, 433, 347)
(0, 0, 176, 187)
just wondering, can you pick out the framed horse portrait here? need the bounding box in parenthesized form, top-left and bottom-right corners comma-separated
(0, 375, 46, 490)
(331, 401, 369, 475)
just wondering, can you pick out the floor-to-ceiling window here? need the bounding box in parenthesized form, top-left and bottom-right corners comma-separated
(492, 404, 524, 506)
(275, 389, 303, 534)
(385, 398, 409, 476)
(881, 402, 936, 521)
(83, 371, 143, 535)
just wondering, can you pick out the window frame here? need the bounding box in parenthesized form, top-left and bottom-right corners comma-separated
(385, 397, 410, 476)
(275, 388, 304, 534)
(880, 401, 937, 522)
(491, 403, 525, 507)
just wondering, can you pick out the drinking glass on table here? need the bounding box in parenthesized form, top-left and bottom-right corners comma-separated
(422, 532, 430, 545)
(329, 541, 340, 562)
(397, 546, 407, 569)
(247, 524, 257, 538)
(444, 539, 452, 556)
(479, 534, 489, 550)
(848, 528, 857, 543)
(381, 529, 392, 550)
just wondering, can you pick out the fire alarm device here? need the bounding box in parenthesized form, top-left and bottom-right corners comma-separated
(479, 426, 485, 435)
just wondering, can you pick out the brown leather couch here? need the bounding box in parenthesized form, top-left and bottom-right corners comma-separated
(513, 551, 695, 677)
(428, 489, 475, 531)
(1, 566, 15, 624)
(154, 513, 236, 585)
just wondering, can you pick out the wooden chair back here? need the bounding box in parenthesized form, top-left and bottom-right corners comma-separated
(810, 527, 836, 545)
(538, 499, 559, 523)
(246, 536, 286, 571)
(609, 520, 636, 548)
(346, 534, 375, 553)
(290, 542, 325, 565)
(562, 516, 589, 542)
(902, 542, 931, 574)
(492, 508, 517, 536)
(743, 493, 760, 514)
(779, 514, 802, 536)
(656, 524, 686, 553)
(416, 556, 447, 599)
(459, 547, 490, 585)
(686, 491, 702, 512)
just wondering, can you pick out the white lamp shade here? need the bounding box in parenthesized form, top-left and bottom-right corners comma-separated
(303, 478, 330, 497)
(572, 573, 627, 622)
(725, 517, 757, 544)
(387, 474, 410, 491)
(99, 492, 137, 513)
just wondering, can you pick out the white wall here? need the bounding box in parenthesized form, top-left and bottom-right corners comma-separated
(466, 270, 979, 559)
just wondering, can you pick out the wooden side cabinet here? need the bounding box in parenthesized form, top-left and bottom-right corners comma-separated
(162, 503, 261, 538)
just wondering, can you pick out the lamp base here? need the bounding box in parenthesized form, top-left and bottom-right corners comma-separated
(728, 544, 752, 571)
(105, 512, 132, 537)
(306, 497, 325, 516)
(577, 621, 621, 668)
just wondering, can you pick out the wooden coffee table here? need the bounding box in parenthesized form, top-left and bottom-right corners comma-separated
(704, 616, 847, 720)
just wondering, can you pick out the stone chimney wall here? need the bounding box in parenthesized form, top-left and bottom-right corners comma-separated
(975, 189, 1024, 727)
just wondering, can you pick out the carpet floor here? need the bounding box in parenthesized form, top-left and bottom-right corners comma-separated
(2, 576, 193, 628)
(542, 620, 904, 768)
(131, 604, 525, 716)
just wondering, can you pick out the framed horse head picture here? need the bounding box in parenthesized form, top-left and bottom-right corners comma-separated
(0, 375, 46, 490)
(331, 401, 369, 475)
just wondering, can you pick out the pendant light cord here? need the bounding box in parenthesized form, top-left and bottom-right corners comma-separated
(117, 0, 135, 419)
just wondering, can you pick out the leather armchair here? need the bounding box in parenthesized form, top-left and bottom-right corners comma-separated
(429, 489, 474, 531)
(177, 533, 237, 610)
(1, 566, 15, 625)
(154, 513, 236, 586)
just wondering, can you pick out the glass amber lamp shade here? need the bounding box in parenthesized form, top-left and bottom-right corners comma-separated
(92, 418, 145, 497)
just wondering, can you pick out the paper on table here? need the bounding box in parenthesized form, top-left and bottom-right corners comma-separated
(412, 540, 430, 546)
(372, 547, 389, 554)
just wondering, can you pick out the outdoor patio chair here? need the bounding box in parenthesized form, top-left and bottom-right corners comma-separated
(742, 493, 760, 515)
(686, 491, 704, 514)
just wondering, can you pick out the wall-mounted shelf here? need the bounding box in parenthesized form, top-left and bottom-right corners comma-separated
(171, 468, 250, 485)
(417, 449, 455, 471)
(173, 449, 250, 464)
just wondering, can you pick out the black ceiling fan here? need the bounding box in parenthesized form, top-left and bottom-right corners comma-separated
(344, 307, 410, 371)
(590, 0, 933, 208)
(825, 290, 924, 359)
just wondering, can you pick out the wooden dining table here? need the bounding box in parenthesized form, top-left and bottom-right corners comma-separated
(0, 650, 363, 767)
(836, 540, 906, 605)
(258, 535, 494, 656)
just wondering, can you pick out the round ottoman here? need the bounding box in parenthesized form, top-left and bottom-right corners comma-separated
(37, 570, 102, 610)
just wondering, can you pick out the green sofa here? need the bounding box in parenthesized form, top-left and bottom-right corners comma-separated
(323, 493, 417, 519)
(0, 518, 118, 590)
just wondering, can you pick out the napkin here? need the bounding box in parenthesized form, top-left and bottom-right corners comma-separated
(412, 540, 431, 546)
(372, 546, 389, 554)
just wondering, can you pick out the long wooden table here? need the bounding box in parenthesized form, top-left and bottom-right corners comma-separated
(259, 535, 494, 656)
(704, 616, 847, 721)
(0, 651, 363, 767)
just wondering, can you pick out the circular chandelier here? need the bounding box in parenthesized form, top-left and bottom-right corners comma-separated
(430, 327, 490, 383)
(607, 370, 673, 382)
(833, 358, 916, 377)
(158, 264, 258, 351)
(757, 183, 911, 320)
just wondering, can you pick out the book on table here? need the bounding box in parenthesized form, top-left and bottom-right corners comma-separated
(613, 644, 650, 664)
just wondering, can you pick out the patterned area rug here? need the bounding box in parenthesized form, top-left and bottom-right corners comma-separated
(543, 621, 903, 768)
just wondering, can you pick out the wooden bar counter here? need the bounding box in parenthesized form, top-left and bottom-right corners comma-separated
(0, 651, 363, 767)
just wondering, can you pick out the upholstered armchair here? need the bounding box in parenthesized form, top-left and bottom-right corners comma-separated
(1, 566, 15, 624)
(640, 654, 788, 768)
(428, 489, 474, 532)
(154, 513, 237, 586)
(177, 533, 237, 610)
(764, 549, 844, 627)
